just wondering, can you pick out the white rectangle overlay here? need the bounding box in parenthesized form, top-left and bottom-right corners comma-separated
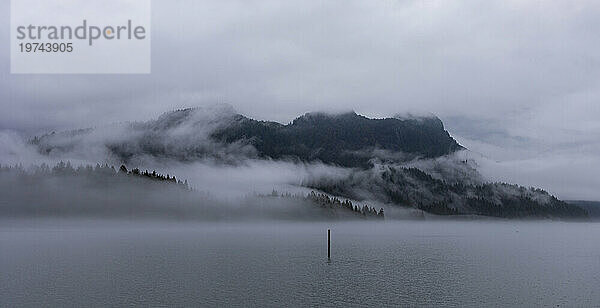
(11, 0, 151, 74)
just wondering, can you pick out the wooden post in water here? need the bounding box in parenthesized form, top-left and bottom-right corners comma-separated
(327, 229, 331, 259)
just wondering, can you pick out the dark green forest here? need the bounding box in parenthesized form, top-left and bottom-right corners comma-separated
(24, 108, 590, 219)
(308, 166, 588, 219)
(32, 109, 462, 167)
(261, 190, 384, 219)
(211, 111, 463, 168)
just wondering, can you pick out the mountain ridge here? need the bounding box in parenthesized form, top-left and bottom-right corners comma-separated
(25, 107, 590, 219)
(33, 107, 464, 167)
(211, 109, 463, 167)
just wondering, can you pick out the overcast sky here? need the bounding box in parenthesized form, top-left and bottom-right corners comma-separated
(1, 0, 599, 200)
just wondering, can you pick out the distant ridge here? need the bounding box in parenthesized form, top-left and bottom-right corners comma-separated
(212, 110, 463, 167)
(34, 107, 463, 167)
(26, 107, 591, 219)
(566, 200, 600, 218)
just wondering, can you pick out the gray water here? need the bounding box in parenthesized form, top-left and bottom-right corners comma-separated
(1, 220, 600, 307)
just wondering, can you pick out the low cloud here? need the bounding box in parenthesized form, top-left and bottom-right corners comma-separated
(1, 1, 599, 200)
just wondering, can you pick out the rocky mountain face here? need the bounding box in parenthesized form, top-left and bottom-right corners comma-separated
(211, 111, 463, 167)
(33, 107, 462, 166)
(29, 107, 589, 219)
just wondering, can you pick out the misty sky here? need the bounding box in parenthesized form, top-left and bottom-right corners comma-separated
(1, 0, 599, 200)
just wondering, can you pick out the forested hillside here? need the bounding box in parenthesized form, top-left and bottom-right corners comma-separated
(32, 108, 462, 167)
(308, 166, 588, 219)
(22, 107, 589, 219)
(212, 111, 462, 167)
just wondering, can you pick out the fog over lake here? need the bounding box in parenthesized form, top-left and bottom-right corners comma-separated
(2, 220, 599, 307)
(2, 1, 600, 306)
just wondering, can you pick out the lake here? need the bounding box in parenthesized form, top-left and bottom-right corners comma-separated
(1, 220, 599, 307)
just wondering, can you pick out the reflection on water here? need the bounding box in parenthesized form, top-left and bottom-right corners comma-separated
(1, 220, 600, 307)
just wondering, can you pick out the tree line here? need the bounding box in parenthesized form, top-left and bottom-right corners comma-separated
(263, 190, 384, 219)
(0, 161, 191, 191)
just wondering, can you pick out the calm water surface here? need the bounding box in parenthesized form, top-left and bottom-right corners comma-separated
(1, 220, 600, 307)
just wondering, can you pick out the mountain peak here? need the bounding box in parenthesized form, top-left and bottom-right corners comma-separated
(292, 111, 360, 125)
(33, 108, 463, 168)
(153, 104, 238, 130)
(212, 110, 463, 167)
